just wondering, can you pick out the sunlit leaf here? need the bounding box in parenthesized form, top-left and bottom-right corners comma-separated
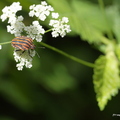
(115, 44, 120, 60)
(93, 53, 120, 110)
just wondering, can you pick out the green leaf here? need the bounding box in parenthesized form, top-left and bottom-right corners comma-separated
(70, 0, 112, 43)
(47, 0, 72, 13)
(71, 0, 111, 32)
(106, 4, 120, 43)
(40, 64, 76, 93)
(93, 52, 120, 110)
(115, 44, 120, 60)
(113, 16, 120, 43)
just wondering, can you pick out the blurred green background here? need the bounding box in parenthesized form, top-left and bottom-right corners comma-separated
(0, 0, 120, 120)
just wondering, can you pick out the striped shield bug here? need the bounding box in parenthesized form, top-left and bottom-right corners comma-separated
(11, 36, 35, 57)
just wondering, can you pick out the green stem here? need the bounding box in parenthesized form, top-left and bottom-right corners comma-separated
(39, 42, 95, 68)
(45, 28, 52, 33)
(98, 0, 114, 40)
(100, 36, 112, 45)
(0, 41, 11, 45)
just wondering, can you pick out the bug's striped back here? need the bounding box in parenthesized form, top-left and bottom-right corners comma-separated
(11, 36, 35, 51)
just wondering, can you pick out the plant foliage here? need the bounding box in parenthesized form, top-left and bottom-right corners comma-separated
(93, 53, 120, 110)
(47, 0, 120, 110)
(1, 0, 120, 116)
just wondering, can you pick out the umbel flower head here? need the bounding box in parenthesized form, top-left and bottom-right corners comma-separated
(0, 1, 71, 70)
(13, 49, 36, 70)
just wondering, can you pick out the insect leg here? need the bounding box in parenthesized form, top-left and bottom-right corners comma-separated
(28, 50, 33, 58)
(15, 49, 25, 56)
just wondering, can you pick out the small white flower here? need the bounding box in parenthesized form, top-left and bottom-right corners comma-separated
(51, 31, 59, 37)
(41, 1, 47, 6)
(10, 2, 22, 13)
(13, 49, 36, 70)
(62, 17, 69, 23)
(16, 63, 24, 71)
(8, 16, 17, 24)
(29, 4, 35, 10)
(35, 34, 43, 42)
(0, 45, 2, 50)
(51, 13, 59, 19)
(49, 17, 71, 37)
(29, 1, 54, 21)
(29, 10, 35, 17)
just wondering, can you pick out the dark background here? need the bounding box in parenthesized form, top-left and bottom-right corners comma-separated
(0, 0, 120, 120)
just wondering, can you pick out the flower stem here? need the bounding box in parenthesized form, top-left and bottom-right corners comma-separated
(39, 42, 95, 68)
(45, 28, 52, 33)
(98, 0, 114, 40)
(0, 41, 11, 45)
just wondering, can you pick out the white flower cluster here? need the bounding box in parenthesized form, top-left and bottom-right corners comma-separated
(13, 50, 36, 70)
(0, 2, 22, 22)
(0, 1, 71, 70)
(0, 2, 24, 37)
(49, 13, 71, 37)
(24, 21, 45, 42)
(0, 2, 46, 40)
(29, 1, 54, 21)
(7, 16, 25, 37)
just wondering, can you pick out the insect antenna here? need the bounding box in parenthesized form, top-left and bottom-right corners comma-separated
(35, 50, 40, 58)
(35, 46, 45, 58)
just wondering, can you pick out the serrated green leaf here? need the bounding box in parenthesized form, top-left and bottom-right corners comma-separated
(93, 52, 120, 110)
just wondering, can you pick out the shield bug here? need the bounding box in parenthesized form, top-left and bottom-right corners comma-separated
(11, 36, 35, 57)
